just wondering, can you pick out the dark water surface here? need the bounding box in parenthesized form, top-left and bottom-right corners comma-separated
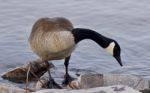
(0, 0, 150, 86)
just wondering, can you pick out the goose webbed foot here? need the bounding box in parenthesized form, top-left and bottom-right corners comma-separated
(62, 74, 74, 85)
(48, 78, 62, 89)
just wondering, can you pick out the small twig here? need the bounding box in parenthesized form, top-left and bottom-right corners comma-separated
(29, 62, 48, 88)
(26, 64, 31, 93)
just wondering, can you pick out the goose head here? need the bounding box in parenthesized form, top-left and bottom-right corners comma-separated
(105, 41, 122, 66)
(72, 28, 123, 66)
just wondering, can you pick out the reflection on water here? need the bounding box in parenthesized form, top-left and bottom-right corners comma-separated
(0, 0, 150, 86)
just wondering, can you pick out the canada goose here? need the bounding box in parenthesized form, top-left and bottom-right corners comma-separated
(29, 17, 123, 88)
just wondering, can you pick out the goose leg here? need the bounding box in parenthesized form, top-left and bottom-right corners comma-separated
(46, 61, 62, 89)
(62, 55, 74, 85)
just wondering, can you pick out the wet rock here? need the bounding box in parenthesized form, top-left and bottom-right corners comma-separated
(36, 73, 150, 92)
(2, 59, 54, 83)
(140, 89, 150, 93)
(0, 84, 26, 93)
(1, 74, 150, 93)
(67, 74, 104, 89)
(68, 74, 150, 91)
(0, 84, 141, 93)
(1, 62, 150, 93)
(36, 79, 49, 90)
(103, 74, 149, 91)
(35, 71, 64, 90)
(33, 85, 141, 93)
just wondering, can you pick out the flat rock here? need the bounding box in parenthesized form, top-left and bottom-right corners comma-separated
(0, 84, 146, 93)
(68, 74, 150, 91)
(1, 74, 150, 93)
(33, 85, 141, 93)
(36, 74, 150, 91)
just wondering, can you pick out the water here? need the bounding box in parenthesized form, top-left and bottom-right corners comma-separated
(0, 0, 150, 86)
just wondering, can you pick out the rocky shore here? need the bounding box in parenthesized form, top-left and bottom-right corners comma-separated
(1, 60, 150, 93)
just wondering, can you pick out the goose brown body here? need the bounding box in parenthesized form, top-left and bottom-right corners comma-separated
(29, 17, 76, 61)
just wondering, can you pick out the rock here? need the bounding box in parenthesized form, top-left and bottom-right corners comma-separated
(68, 74, 104, 89)
(1, 61, 150, 93)
(68, 74, 150, 91)
(0, 84, 142, 93)
(2, 59, 54, 83)
(1, 74, 150, 93)
(140, 89, 150, 93)
(0, 84, 26, 93)
(103, 74, 149, 91)
(36, 79, 49, 90)
(36, 73, 150, 91)
(35, 71, 64, 90)
(33, 85, 141, 93)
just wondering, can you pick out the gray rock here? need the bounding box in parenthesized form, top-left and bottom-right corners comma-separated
(1, 73, 149, 93)
(103, 74, 149, 91)
(33, 85, 141, 93)
(36, 74, 150, 91)
(0, 84, 142, 93)
(67, 74, 150, 91)
(0, 84, 26, 93)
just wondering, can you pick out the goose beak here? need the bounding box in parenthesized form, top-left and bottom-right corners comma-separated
(115, 56, 123, 66)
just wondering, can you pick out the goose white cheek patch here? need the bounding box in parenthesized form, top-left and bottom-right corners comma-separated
(104, 42, 115, 55)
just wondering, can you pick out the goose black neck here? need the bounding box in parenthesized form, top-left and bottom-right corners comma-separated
(72, 28, 113, 48)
